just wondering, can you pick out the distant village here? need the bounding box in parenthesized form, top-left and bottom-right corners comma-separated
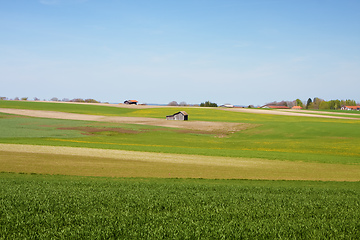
(122, 98, 360, 111)
(1, 96, 359, 111)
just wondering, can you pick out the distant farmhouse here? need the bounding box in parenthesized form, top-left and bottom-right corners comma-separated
(220, 104, 234, 108)
(166, 111, 188, 121)
(341, 105, 360, 111)
(261, 105, 290, 109)
(292, 106, 303, 109)
(124, 100, 138, 105)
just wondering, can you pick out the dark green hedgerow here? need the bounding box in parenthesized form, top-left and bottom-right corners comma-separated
(0, 173, 359, 239)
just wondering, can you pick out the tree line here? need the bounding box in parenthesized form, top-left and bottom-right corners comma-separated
(0, 96, 101, 103)
(266, 98, 359, 110)
(167, 100, 218, 107)
(2, 96, 358, 110)
(304, 98, 358, 110)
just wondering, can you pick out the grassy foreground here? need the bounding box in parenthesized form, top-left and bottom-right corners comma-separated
(1, 173, 359, 239)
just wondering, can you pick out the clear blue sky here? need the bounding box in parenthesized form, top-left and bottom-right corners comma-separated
(1, 0, 359, 105)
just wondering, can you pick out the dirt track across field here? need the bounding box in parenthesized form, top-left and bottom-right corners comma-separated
(221, 108, 360, 120)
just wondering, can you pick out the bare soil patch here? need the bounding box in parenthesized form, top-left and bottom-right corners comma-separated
(57, 127, 141, 135)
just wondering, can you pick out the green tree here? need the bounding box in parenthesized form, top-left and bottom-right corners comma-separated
(312, 98, 323, 110)
(168, 101, 178, 106)
(345, 99, 356, 106)
(85, 99, 100, 103)
(319, 101, 330, 109)
(295, 99, 303, 107)
(200, 101, 218, 107)
(329, 100, 341, 110)
(306, 98, 312, 109)
(70, 98, 85, 102)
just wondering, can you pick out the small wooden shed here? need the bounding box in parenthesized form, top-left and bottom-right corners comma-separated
(166, 111, 188, 121)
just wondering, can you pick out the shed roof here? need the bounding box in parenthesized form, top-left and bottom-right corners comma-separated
(166, 111, 188, 117)
(179, 111, 188, 115)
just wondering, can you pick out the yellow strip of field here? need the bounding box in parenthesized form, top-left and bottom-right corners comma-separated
(0, 144, 359, 181)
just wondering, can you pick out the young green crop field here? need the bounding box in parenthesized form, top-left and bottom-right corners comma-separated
(0, 101, 359, 238)
(1, 173, 359, 239)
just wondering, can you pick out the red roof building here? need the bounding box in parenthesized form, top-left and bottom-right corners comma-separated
(341, 105, 360, 111)
(124, 100, 138, 105)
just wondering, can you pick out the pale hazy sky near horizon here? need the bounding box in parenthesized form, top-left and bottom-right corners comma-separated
(1, 0, 359, 106)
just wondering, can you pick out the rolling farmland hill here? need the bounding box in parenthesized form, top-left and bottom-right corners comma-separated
(0, 100, 359, 238)
(0, 100, 359, 180)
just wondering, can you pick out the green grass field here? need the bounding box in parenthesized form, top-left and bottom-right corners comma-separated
(1, 173, 359, 239)
(0, 100, 136, 116)
(1, 101, 360, 165)
(0, 101, 359, 238)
